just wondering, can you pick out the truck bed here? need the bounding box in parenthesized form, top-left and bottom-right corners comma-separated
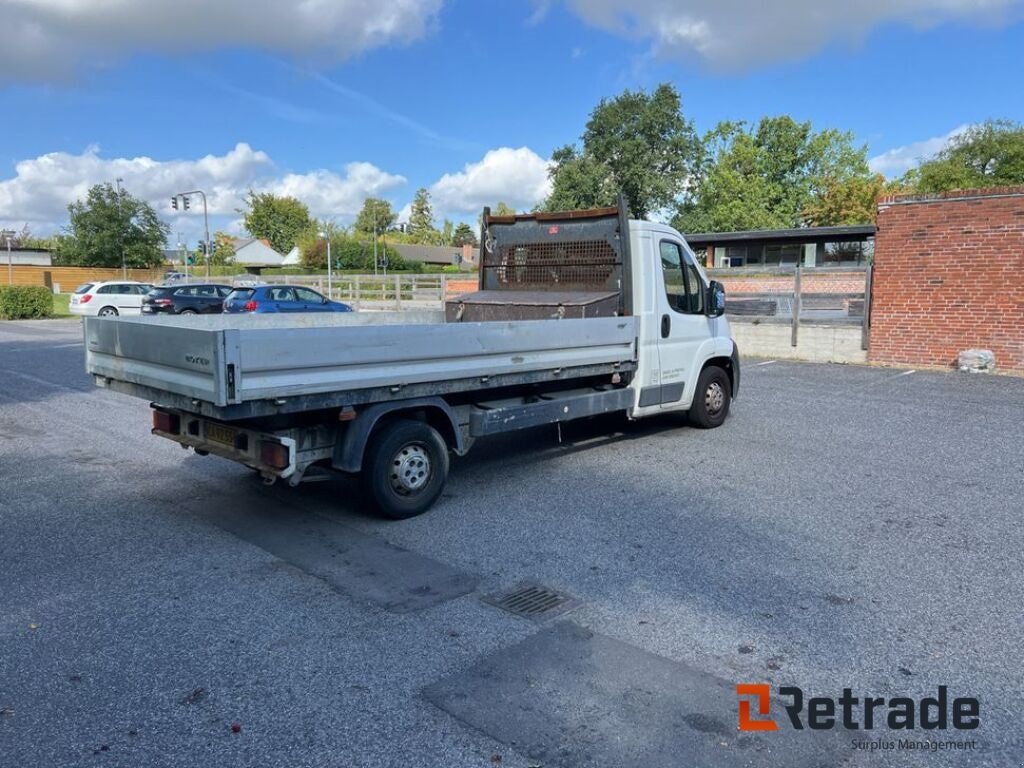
(84, 311, 638, 420)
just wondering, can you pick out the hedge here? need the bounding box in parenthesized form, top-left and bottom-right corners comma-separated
(0, 286, 54, 319)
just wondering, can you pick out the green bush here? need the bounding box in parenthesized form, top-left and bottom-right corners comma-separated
(0, 286, 54, 319)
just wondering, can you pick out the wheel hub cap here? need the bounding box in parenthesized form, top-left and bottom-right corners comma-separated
(390, 444, 430, 494)
(705, 381, 725, 413)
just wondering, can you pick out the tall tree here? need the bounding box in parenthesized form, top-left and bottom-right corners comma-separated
(914, 120, 1024, 192)
(492, 201, 516, 216)
(440, 219, 454, 246)
(408, 188, 439, 244)
(240, 191, 311, 254)
(354, 197, 397, 234)
(452, 222, 478, 247)
(62, 183, 168, 267)
(543, 148, 615, 212)
(543, 83, 699, 218)
(673, 116, 871, 233)
(803, 174, 911, 226)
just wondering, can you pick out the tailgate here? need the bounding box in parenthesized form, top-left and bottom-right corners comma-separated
(84, 317, 239, 406)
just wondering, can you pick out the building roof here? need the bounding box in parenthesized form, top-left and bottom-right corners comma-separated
(685, 224, 875, 248)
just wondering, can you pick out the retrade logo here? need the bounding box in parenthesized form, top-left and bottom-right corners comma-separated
(736, 684, 778, 731)
(736, 685, 980, 732)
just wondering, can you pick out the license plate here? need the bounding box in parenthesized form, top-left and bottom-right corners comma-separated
(206, 423, 237, 447)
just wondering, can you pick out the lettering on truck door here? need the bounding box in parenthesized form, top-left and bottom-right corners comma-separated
(653, 239, 708, 409)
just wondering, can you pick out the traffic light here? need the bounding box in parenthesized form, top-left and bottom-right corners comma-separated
(187, 254, 195, 265)
(171, 197, 178, 210)
(183, 196, 191, 211)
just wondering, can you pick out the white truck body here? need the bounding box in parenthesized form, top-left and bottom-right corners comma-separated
(84, 203, 739, 518)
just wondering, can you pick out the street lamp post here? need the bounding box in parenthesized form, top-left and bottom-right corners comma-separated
(177, 238, 188, 280)
(318, 231, 332, 298)
(115, 177, 126, 278)
(174, 190, 211, 278)
(2, 230, 14, 285)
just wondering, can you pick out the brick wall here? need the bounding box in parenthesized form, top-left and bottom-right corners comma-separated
(868, 187, 1024, 373)
(715, 272, 865, 295)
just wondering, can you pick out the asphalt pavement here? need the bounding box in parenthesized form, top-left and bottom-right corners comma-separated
(1, 318, 1022, 767)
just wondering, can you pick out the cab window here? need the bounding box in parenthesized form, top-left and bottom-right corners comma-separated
(660, 241, 704, 315)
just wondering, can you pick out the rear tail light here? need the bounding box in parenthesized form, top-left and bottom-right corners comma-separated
(151, 298, 172, 306)
(260, 440, 289, 469)
(152, 410, 180, 434)
(243, 300, 258, 312)
(80, 294, 93, 303)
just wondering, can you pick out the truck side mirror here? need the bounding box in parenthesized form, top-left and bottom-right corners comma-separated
(706, 280, 726, 317)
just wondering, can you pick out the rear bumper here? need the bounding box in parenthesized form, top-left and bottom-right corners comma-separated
(151, 407, 298, 478)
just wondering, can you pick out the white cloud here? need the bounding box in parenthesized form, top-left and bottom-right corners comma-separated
(428, 147, 553, 217)
(0, 143, 405, 239)
(0, 0, 442, 83)
(566, 0, 1019, 70)
(868, 124, 970, 176)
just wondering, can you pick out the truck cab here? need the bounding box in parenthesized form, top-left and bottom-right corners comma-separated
(629, 220, 737, 426)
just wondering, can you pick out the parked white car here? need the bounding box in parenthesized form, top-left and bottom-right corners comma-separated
(70, 281, 154, 317)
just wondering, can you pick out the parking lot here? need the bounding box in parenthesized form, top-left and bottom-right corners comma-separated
(2, 318, 1022, 767)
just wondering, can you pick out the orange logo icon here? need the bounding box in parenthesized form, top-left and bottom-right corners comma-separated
(737, 684, 778, 731)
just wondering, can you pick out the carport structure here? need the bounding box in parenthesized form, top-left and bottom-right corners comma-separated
(686, 224, 876, 269)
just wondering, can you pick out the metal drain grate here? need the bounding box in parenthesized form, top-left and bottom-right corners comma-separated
(483, 581, 580, 622)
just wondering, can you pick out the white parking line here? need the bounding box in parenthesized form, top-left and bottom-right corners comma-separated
(753, 360, 777, 367)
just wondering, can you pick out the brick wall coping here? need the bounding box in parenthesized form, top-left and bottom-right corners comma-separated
(878, 186, 1024, 206)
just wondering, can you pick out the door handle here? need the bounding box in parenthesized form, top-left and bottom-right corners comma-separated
(661, 314, 671, 338)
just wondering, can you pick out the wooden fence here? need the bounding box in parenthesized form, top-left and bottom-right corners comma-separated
(4, 265, 167, 290)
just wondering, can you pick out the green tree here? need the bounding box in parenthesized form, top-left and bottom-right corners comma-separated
(62, 183, 168, 267)
(297, 230, 409, 271)
(543, 148, 616, 212)
(492, 201, 516, 216)
(673, 116, 870, 233)
(915, 120, 1024, 192)
(354, 197, 397, 234)
(408, 188, 440, 244)
(803, 174, 911, 226)
(452, 222, 478, 246)
(198, 232, 237, 266)
(440, 219, 454, 246)
(543, 83, 699, 218)
(240, 191, 311, 254)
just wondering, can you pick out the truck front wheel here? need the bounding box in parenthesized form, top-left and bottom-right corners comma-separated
(362, 419, 450, 519)
(688, 366, 731, 429)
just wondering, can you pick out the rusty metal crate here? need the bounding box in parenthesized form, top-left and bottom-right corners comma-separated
(445, 290, 621, 322)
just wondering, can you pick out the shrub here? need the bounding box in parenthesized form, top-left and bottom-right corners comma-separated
(0, 286, 53, 319)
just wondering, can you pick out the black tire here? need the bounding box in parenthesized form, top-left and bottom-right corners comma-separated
(180, 308, 197, 315)
(361, 419, 449, 519)
(688, 365, 731, 429)
(98, 306, 118, 317)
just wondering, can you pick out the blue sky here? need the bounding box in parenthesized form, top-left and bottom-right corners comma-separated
(2, 0, 1023, 245)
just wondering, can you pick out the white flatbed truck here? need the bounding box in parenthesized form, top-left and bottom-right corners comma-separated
(84, 203, 739, 518)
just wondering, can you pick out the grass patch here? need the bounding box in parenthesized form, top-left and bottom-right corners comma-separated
(53, 293, 72, 317)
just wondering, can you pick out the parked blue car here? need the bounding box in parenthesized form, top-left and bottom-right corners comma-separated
(223, 285, 352, 314)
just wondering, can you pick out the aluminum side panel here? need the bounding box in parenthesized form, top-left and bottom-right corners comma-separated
(233, 317, 637, 401)
(84, 317, 227, 405)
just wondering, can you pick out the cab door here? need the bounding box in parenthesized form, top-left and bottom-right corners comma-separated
(653, 239, 710, 410)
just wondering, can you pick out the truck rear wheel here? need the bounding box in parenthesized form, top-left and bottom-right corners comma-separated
(688, 366, 731, 429)
(362, 419, 449, 519)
